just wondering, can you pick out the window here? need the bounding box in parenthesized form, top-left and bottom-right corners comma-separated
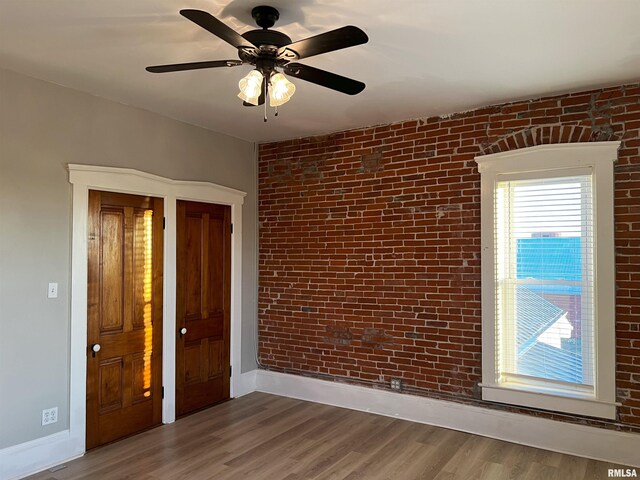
(475, 143, 619, 419)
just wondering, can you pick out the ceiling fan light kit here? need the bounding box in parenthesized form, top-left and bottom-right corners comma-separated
(146, 5, 368, 122)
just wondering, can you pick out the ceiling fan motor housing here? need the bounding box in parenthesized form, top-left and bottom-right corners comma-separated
(242, 29, 292, 49)
(239, 7, 293, 72)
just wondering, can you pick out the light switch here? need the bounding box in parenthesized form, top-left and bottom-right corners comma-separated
(48, 283, 58, 299)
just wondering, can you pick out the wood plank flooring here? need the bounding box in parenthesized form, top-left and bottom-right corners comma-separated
(26, 392, 631, 480)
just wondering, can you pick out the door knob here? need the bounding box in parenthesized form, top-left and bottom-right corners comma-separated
(180, 327, 187, 338)
(91, 343, 101, 357)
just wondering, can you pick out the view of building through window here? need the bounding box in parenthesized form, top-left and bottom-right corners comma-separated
(495, 175, 594, 389)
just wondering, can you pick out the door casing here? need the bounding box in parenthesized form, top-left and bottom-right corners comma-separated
(68, 165, 246, 455)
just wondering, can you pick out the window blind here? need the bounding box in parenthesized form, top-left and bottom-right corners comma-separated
(494, 174, 594, 393)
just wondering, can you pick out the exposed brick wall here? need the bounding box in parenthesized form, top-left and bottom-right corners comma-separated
(258, 83, 640, 431)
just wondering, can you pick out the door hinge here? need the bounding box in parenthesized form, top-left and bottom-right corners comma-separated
(163, 217, 166, 230)
(230, 223, 234, 234)
(162, 386, 165, 398)
(229, 366, 232, 377)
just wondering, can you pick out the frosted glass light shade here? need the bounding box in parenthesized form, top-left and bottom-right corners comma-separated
(269, 72, 296, 107)
(238, 70, 263, 105)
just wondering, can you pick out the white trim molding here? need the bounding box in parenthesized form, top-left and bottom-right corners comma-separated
(68, 164, 246, 424)
(235, 371, 258, 398)
(474, 142, 620, 419)
(0, 431, 82, 480)
(256, 370, 640, 468)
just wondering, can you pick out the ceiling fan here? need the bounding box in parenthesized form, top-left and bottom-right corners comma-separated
(146, 6, 368, 120)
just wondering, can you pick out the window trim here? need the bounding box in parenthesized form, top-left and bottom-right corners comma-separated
(475, 142, 620, 420)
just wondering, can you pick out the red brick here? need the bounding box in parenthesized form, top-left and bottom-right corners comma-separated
(258, 81, 640, 432)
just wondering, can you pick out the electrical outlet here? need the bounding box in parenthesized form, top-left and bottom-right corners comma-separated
(42, 407, 58, 426)
(390, 378, 403, 390)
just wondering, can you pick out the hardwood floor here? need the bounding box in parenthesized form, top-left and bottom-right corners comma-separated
(27, 392, 629, 480)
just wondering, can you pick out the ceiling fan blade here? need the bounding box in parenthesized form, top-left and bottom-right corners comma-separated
(242, 78, 266, 106)
(278, 26, 368, 61)
(180, 9, 255, 49)
(146, 60, 242, 73)
(284, 63, 365, 95)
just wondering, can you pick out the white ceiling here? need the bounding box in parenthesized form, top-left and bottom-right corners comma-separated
(1, 0, 639, 143)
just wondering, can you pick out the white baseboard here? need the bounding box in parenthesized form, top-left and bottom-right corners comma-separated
(256, 370, 640, 468)
(0, 430, 83, 480)
(5, 369, 636, 479)
(234, 370, 257, 398)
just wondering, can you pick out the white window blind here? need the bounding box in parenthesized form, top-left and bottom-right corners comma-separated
(494, 174, 594, 394)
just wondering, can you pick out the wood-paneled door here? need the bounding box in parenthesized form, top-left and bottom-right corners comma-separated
(176, 200, 231, 416)
(86, 190, 164, 449)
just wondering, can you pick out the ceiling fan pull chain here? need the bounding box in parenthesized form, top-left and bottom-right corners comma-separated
(275, 106, 279, 117)
(264, 78, 268, 122)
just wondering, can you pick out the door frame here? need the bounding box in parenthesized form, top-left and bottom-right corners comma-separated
(68, 164, 246, 454)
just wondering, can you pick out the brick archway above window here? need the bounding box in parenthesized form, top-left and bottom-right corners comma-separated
(481, 125, 619, 156)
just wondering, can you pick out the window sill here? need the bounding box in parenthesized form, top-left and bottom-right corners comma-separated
(480, 383, 618, 420)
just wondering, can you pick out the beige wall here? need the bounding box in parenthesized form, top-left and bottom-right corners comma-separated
(0, 68, 258, 448)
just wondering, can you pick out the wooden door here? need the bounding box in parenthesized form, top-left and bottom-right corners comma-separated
(176, 200, 231, 416)
(86, 190, 163, 449)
